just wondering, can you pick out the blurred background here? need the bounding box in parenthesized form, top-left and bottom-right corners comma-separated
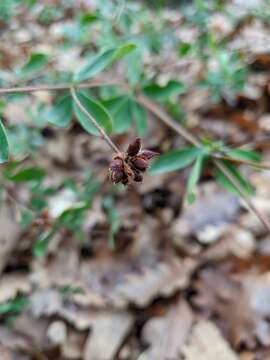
(0, 0, 270, 359)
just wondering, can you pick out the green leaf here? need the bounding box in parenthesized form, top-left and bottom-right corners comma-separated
(126, 48, 143, 86)
(47, 95, 73, 128)
(0, 119, 9, 163)
(113, 43, 137, 61)
(20, 53, 48, 75)
(102, 196, 120, 250)
(33, 229, 55, 258)
(178, 42, 192, 57)
(226, 149, 261, 163)
(186, 154, 205, 203)
(214, 160, 254, 197)
(130, 100, 148, 136)
(73, 92, 112, 135)
(74, 49, 115, 82)
(150, 147, 202, 175)
(103, 96, 132, 134)
(0, 296, 29, 315)
(7, 166, 45, 183)
(143, 80, 187, 101)
(74, 43, 136, 82)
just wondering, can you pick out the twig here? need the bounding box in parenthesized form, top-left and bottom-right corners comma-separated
(137, 94, 201, 147)
(214, 160, 270, 233)
(70, 87, 121, 154)
(138, 94, 270, 233)
(0, 80, 120, 95)
(1, 81, 270, 231)
(215, 154, 270, 171)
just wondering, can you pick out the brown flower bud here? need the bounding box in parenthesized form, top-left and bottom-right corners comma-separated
(132, 157, 148, 171)
(109, 158, 124, 184)
(127, 138, 141, 157)
(139, 150, 159, 160)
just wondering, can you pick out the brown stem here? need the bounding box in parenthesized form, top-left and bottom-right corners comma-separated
(214, 160, 270, 233)
(216, 154, 270, 171)
(1, 80, 270, 231)
(137, 94, 200, 147)
(139, 94, 270, 233)
(70, 87, 121, 154)
(0, 80, 120, 95)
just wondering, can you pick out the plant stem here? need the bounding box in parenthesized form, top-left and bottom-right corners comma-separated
(70, 87, 121, 154)
(138, 94, 270, 233)
(214, 160, 270, 232)
(137, 94, 201, 147)
(0, 80, 119, 95)
(1, 81, 270, 231)
(215, 154, 270, 171)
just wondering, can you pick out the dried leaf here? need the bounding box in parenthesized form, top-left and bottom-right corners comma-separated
(139, 299, 193, 360)
(83, 311, 134, 360)
(182, 320, 238, 360)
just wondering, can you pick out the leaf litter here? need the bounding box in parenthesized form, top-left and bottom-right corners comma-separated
(2, 1, 270, 360)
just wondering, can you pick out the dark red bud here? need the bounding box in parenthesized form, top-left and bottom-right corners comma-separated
(111, 170, 124, 184)
(127, 138, 141, 157)
(132, 157, 148, 171)
(139, 150, 159, 160)
(109, 158, 124, 184)
(110, 158, 124, 171)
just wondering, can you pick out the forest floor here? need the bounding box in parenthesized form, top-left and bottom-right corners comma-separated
(1, 0, 270, 359)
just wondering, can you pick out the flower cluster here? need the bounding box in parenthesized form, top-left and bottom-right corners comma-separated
(109, 138, 158, 185)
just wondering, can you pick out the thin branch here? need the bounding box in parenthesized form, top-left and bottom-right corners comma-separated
(70, 87, 121, 154)
(215, 154, 270, 171)
(1, 80, 270, 231)
(139, 94, 270, 233)
(214, 159, 270, 233)
(0, 80, 120, 95)
(137, 94, 201, 147)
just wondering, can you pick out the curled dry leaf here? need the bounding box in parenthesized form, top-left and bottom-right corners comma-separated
(83, 311, 134, 360)
(0, 274, 31, 303)
(0, 205, 21, 275)
(109, 258, 196, 308)
(182, 320, 238, 360)
(139, 299, 193, 360)
(0, 345, 13, 360)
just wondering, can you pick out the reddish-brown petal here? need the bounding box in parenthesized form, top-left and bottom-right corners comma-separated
(110, 158, 124, 171)
(132, 157, 148, 171)
(111, 170, 124, 183)
(109, 158, 125, 184)
(127, 138, 141, 157)
(139, 150, 159, 160)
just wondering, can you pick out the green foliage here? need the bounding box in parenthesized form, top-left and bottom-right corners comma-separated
(130, 100, 148, 136)
(186, 154, 205, 203)
(214, 161, 254, 197)
(225, 149, 261, 163)
(201, 51, 247, 102)
(6, 166, 45, 183)
(150, 147, 202, 175)
(0, 296, 29, 315)
(33, 172, 101, 257)
(143, 81, 187, 101)
(73, 92, 113, 135)
(0, 0, 266, 253)
(102, 196, 120, 249)
(47, 95, 73, 128)
(74, 44, 136, 82)
(20, 53, 49, 77)
(0, 119, 9, 163)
